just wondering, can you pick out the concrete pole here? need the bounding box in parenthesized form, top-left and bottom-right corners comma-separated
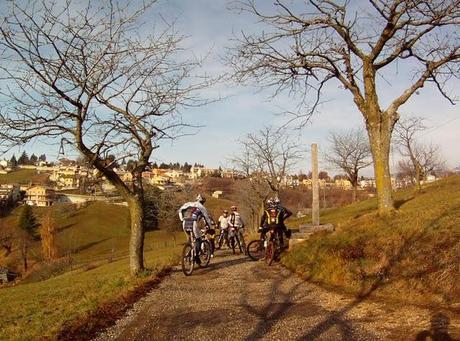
(311, 143, 320, 226)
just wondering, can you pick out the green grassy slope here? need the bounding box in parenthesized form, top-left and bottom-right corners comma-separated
(0, 168, 49, 184)
(283, 176, 460, 306)
(0, 201, 180, 274)
(205, 196, 235, 221)
(0, 246, 181, 340)
(0, 200, 186, 339)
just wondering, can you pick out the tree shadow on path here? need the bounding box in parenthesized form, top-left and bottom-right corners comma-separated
(239, 267, 362, 341)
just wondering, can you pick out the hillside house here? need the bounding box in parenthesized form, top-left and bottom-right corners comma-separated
(164, 169, 185, 179)
(0, 166, 12, 175)
(302, 178, 327, 189)
(220, 168, 238, 179)
(189, 166, 217, 179)
(0, 267, 17, 283)
(334, 179, 353, 190)
(359, 178, 376, 189)
(50, 165, 89, 190)
(25, 185, 55, 206)
(0, 184, 21, 203)
(212, 190, 223, 198)
(150, 175, 174, 186)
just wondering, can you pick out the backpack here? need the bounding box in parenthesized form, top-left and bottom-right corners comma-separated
(183, 206, 201, 221)
(266, 207, 281, 227)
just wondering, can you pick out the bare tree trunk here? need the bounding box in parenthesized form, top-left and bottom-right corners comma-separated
(368, 124, 394, 214)
(415, 164, 422, 191)
(352, 185, 357, 203)
(22, 242, 28, 272)
(127, 196, 145, 275)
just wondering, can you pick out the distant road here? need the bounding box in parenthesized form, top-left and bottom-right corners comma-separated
(95, 250, 460, 340)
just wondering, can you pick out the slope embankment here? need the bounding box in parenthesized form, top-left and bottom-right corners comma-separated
(283, 176, 460, 308)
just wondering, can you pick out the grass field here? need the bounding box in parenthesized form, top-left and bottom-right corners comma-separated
(0, 196, 224, 339)
(0, 245, 181, 340)
(282, 176, 460, 306)
(0, 201, 182, 273)
(0, 168, 49, 185)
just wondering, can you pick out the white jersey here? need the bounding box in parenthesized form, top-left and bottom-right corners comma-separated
(218, 215, 229, 229)
(178, 201, 213, 227)
(228, 211, 244, 228)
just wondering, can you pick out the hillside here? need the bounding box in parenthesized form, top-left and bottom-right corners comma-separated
(0, 194, 238, 339)
(283, 176, 460, 307)
(0, 168, 49, 185)
(0, 200, 187, 339)
(0, 201, 180, 277)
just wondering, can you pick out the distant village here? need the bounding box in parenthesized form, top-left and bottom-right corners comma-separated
(0, 151, 446, 209)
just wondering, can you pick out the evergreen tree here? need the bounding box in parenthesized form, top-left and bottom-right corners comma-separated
(9, 154, 18, 168)
(151, 162, 158, 169)
(18, 205, 40, 271)
(30, 153, 38, 165)
(17, 151, 30, 165)
(182, 162, 191, 173)
(38, 154, 47, 162)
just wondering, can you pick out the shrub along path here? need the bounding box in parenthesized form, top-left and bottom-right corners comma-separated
(94, 250, 460, 340)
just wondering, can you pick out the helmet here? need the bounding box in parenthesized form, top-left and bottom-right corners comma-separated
(231, 205, 237, 211)
(196, 194, 206, 204)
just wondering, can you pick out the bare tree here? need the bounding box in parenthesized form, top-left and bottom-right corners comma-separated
(233, 126, 302, 194)
(229, 0, 460, 215)
(325, 129, 372, 202)
(232, 126, 302, 228)
(0, 1, 211, 274)
(394, 117, 445, 190)
(0, 220, 13, 257)
(40, 209, 59, 261)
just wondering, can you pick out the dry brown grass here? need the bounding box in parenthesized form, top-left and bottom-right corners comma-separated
(282, 176, 460, 307)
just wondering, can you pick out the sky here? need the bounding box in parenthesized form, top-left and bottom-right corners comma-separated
(2, 0, 460, 176)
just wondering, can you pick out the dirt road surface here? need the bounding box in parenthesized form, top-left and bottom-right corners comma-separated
(95, 250, 460, 340)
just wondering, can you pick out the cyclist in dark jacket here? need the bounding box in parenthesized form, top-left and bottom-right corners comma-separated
(259, 197, 292, 247)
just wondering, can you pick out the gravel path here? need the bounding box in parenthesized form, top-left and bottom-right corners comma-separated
(95, 249, 460, 340)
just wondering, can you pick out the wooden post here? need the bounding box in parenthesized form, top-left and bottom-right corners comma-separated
(311, 144, 320, 226)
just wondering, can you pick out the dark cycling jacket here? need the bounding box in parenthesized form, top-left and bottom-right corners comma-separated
(260, 205, 292, 228)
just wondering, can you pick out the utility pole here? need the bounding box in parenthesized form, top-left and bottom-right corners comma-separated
(311, 144, 320, 226)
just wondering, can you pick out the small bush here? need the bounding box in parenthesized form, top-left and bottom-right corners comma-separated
(340, 242, 365, 260)
(22, 258, 70, 283)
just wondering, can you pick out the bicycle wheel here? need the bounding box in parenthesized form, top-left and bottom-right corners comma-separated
(181, 243, 194, 276)
(247, 240, 264, 261)
(199, 240, 212, 268)
(265, 241, 276, 266)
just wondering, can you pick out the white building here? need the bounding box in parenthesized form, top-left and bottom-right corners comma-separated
(0, 184, 21, 203)
(25, 185, 55, 206)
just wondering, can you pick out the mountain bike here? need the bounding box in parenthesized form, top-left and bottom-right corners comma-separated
(247, 226, 283, 265)
(228, 226, 246, 255)
(181, 226, 212, 276)
(264, 226, 282, 266)
(247, 237, 266, 261)
(215, 228, 229, 250)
